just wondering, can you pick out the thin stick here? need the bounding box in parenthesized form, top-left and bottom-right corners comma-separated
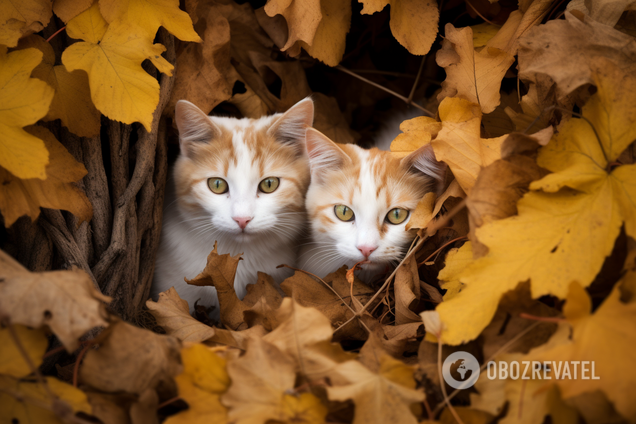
(158, 396, 182, 409)
(335, 66, 434, 117)
(46, 26, 66, 43)
(73, 343, 92, 387)
(465, 0, 500, 26)
(426, 199, 467, 237)
(519, 313, 565, 323)
(407, 56, 427, 104)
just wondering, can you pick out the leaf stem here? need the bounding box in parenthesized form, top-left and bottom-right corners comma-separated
(46, 26, 66, 43)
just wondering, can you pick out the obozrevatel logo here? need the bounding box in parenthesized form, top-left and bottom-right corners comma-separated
(442, 351, 480, 389)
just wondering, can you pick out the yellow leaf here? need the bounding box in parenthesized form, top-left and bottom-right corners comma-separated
(438, 242, 472, 301)
(18, 35, 101, 137)
(0, 126, 93, 227)
(264, 0, 322, 54)
(299, 0, 351, 66)
(0, 48, 52, 180)
(99, 0, 201, 42)
(389, 116, 440, 159)
(327, 355, 424, 424)
(52, 0, 93, 22)
(0, 0, 52, 47)
(62, 3, 174, 131)
(166, 344, 229, 424)
(360, 0, 439, 55)
(471, 23, 499, 48)
(431, 97, 505, 194)
(0, 325, 47, 378)
(0, 375, 91, 424)
(223, 337, 327, 424)
(405, 192, 436, 231)
(530, 281, 636, 421)
(434, 65, 636, 345)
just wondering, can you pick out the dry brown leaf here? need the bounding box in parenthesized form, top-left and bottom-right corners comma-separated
(264, 0, 322, 55)
(313, 93, 359, 144)
(223, 336, 328, 424)
(518, 12, 636, 99)
(394, 254, 422, 325)
(0, 125, 93, 227)
(0, 249, 109, 351)
(146, 287, 216, 343)
(207, 325, 268, 350)
(229, 82, 269, 118)
(242, 272, 283, 308)
(567, 0, 636, 27)
(80, 321, 182, 395)
(0, 0, 52, 47)
(53, 0, 92, 22)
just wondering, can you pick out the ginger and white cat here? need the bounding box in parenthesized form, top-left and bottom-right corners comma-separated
(299, 128, 444, 283)
(153, 98, 314, 313)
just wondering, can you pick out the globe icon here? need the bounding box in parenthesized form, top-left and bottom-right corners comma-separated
(442, 351, 481, 389)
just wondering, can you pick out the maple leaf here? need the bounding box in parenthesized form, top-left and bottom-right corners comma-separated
(327, 355, 424, 424)
(431, 97, 506, 194)
(0, 48, 52, 180)
(434, 64, 636, 345)
(264, 0, 322, 55)
(165, 344, 229, 424)
(80, 321, 182, 395)
(359, 0, 439, 55)
(0, 125, 93, 227)
(223, 336, 328, 424)
(146, 287, 216, 343)
(0, 0, 52, 47)
(18, 35, 100, 137)
(62, 3, 174, 131)
(299, 0, 351, 66)
(99, 0, 201, 42)
(0, 250, 110, 351)
(0, 325, 47, 378)
(52, 0, 92, 22)
(0, 375, 92, 424)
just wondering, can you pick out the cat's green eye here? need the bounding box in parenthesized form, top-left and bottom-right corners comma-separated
(208, 178, 228, 194)
(386, 208, 409, 225)
(334, 205, 355, 222)
(259, 177, 280, 193)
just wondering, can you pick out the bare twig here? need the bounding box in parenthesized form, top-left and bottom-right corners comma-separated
(407, 56, 427, 104)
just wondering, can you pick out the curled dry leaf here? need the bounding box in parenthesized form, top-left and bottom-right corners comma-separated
(264, 0, 322, 55)
(0, 0, 52, 47)
(0, 125, 93, 227)
(393, 254, 421, 325)
(80, 321, 182, 395)
(0, 250, 109, 351)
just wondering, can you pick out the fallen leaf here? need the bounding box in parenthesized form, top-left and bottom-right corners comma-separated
(166, 344, 229, 424)
(146, 287, 216, 343)
(0, 0, 52, 47)
(0, 250, 109, 351)
(223, 336, 328, 424)
(0, 125, 93, 227)
(299, 0, 351, 66)
(99, 0, 201, 42)
(389, 116, 441, 159)
(52, 0, 93, 22)
(264, 0, 322, 54)
(313, 93, 359, 144)
(394, 254, 422, 325)
(0, 325, 47, 378)
(431, 97, 506, 194)
(566, 0, 636, 26)
(80, 321, 182, 395)
(62, 3, 174, 131)
(0, 48, 52, 180)
(437, 242, 472, 301)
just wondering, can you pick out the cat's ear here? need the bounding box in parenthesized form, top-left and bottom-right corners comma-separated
(306, 128, 351, 180)
(175, 100, 222, 157)
(268, 97, 314, 153)
(400, 144, 446, 193)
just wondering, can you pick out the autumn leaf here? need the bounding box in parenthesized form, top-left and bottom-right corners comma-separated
(0, 375, 92, 424)
(0, 250, 109, 351)
(359, 0, 439, 56)
(264, 0, 322, 55)
(0, 0, 52, 47)
(166, 344, 229, 424)
(433, 64, 636, 345)
(0, 125, 93, 227)
(62, 3, 174, 131)
(431, 97, 506, 194)
(52, 0, 93, 23)
(0, 48, 52, 180)
(223, 336, 328, 424)
(389, 116, 441, 159)
(0, 325, 47, 378)
(299, 0, 352, 66)
(18, 35, 101, 137)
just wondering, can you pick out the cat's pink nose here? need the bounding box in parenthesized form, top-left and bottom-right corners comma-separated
(357, 245, 377, 258)
(233, 217, 252, 229)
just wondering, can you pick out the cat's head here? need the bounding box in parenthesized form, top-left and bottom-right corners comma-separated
(173, 98, 314, 245)
(303, 128, 445, 278)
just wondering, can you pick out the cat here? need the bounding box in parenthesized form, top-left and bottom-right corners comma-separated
(298, 127, 445, 283)
(152, 98, 314, 314)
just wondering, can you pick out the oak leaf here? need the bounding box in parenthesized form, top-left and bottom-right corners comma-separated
(223, 337, 328, 424)
(0, 325, 47, 378)
(0, 0, 52, 47)
(166, 344, 229, 424)
(434, 64, 636, 345)
(0, 250, 109, 351)
(359, 0, 439, 55)
(0, 375, 91, 424)
(0, 125, 93, 227)
(62, 3, 174, 131)
(99, 0, 201, 42)
(0, 48, 52, 180)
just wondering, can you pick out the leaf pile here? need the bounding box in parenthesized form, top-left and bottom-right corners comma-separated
(1, 0, 636, 423)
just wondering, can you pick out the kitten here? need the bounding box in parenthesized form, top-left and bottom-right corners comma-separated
(153, 98, 314, 314)
(299, 128, 444, 283)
